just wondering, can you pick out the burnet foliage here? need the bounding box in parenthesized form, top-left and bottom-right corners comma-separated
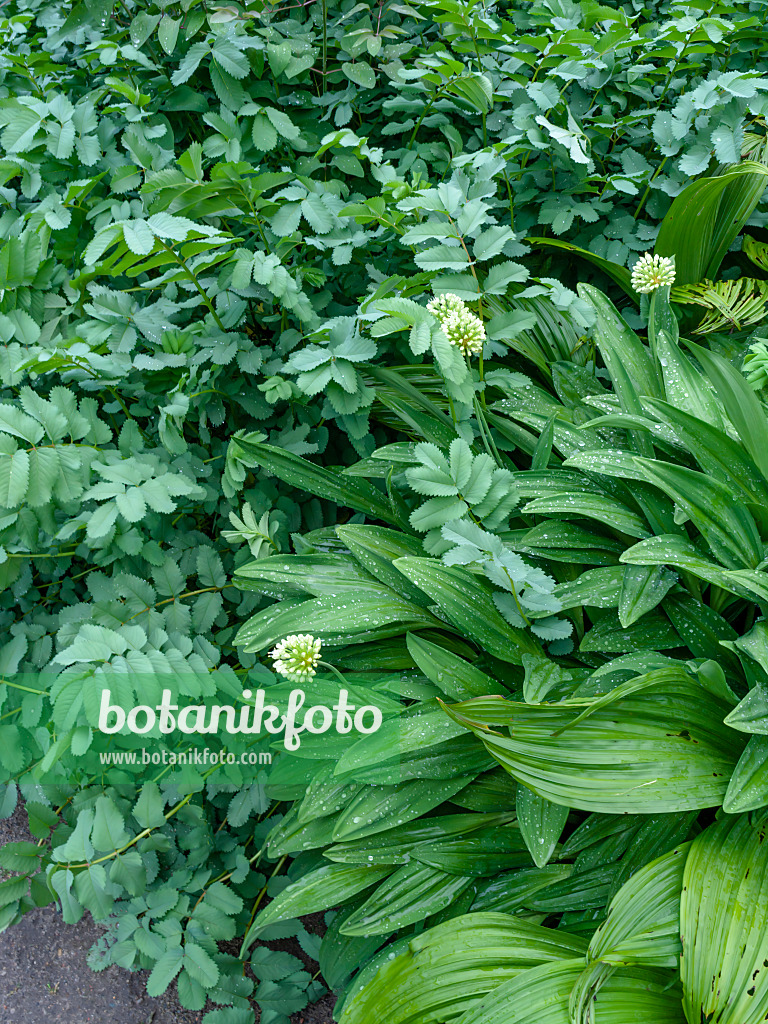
(4, 0, 768, 1021)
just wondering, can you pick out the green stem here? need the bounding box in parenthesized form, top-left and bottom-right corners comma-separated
(633, 157, 668, 221)
(321, 0, 327, 96)
(243, 855, 287, 937)
(60, 773, 216, 870)
(473, 396, 503, 468)
(318, 660, 348, 687)
(7, 550, 78, 559)
(1, 680, 45, 695)
(156, 239, 227, 331)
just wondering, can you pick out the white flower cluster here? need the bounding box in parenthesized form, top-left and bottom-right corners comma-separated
(427, 292, 486, 357)
(270, 634, 322, 683)
(631, 253, 676, 294)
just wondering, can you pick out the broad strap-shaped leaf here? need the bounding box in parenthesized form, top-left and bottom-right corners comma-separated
(725, 683, 768, 735)
(619, 564, 677, 627)
(579, 610, 680, 653)
(648, 290, 724, 424)
(521, 492, 651, 538)
(232, 438, 402, 526)
(406, 633, 503, 698)
(516, 785, 569, 868)
(681, 813, 768, 1024)
(655, 161, 768, 284)
(455, 958, 685, 1024)
(646, 398, 768, 509)
(663, 592, 740, 669)
(411, 823, 531, 876)
(393, 557, 541, 663)
(331, 777, 470, 843)
(621, 534, 768, 605)
(471, 864, 574, 913)
(578, 283, 662, 403)
(339, 862, 474, 937)
(325, 812, 515, 865)
(440, 668, 743, 813)
(683, 341, 768, 482)
(722, 735, 768, 813)
(554, 566, 625, 611)
(335, 525, 431, 605)
(318, 894, 389, 992)
(233, 553, 384, 598)
(333, 700, 467, 775)
(241, 863, 393, 952)
(336, 914, 587, 1024)
(588, 843, 689, 968)
(634, 458, 763, 569)
(233, 590, 442, 652)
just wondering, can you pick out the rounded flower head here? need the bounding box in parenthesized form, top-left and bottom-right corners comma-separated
(426, 293, 466, 320)
(442, 308, 486, 356)
(631, 253, 676, 294)
(427, 292, 485, 357)
(270, 634, 322, 683)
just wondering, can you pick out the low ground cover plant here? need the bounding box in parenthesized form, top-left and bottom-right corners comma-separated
(4, 0, 768, 1021)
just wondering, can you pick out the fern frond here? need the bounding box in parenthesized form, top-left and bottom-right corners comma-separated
(671, 277, 768, 333)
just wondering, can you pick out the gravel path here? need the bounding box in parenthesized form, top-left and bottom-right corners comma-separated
(0, 804, 337, 1024)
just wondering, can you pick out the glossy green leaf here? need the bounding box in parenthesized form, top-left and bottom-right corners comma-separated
(471, 864, 574, 912)
(242, 864, 393, 951)
(648, 293, 724, 428)
(618, 564, 677, 627)
(621, 534, 768, 604)
(339, 862, 474, 936)
(335, 525, 430, 605)
(325, 812, 515, 865)
(656, 162, 768, 284)
(684, 341, 768, 482)
(234, 590, 441, 652)
(681, 813, 768, 1024)
(588, 843, 689, 967)
(516, 785, 569, 868)
(331, 777, 469, 842)
(406, 633, 503, 698)
(233, 439, 401, 526)
(635, 458, 763, 569)
(334, 701, 466, 775)
(554, 567, 625, 611)
(579, 610, 680, 653)
(646, 398, 768, 507)
(578, 283, 662, 402)
(722, 735, 768, 813)
(318, 895, 387, 991)
(394, 557, 542, 663)
(234, 553, 382, 598)
(522, 493, 650, 538)
(337, 914, 587, 1024)
(455, 958, 685, 1024)
(412, 823, 530, 876)
(441, 668, 743, 812)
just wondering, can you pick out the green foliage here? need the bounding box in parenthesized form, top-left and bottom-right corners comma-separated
(6, 0, 768, 1019)
(223, 277, 768, 1019)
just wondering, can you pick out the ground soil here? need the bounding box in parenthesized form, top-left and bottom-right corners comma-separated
(0, 803, 337, 1024)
